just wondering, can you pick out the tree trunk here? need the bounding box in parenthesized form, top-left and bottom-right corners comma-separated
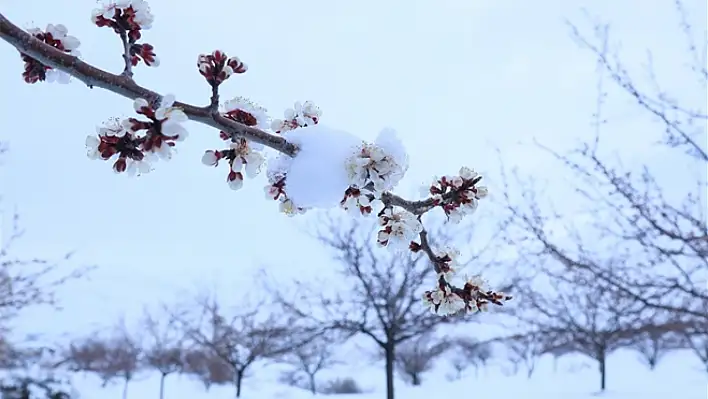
(308, 373, 317, 395)
(159, 373, 167, 399)
(598, 350, 607, 391)
(235, 370, 244, 398)
(384, 342, 395, 399)
(411, 373, 420, 386)
(122, 379, 129, 399)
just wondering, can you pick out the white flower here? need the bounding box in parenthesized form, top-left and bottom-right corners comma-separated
(202, 150, 219, 166)
(279, 198, 307, 216)
(85, 135, 100, 160)
(377, 208, 422, 249)
(97, 118, 126, 137)
(345, 140, 406, 194)
(133, 98, 149, 112)
(93, 0, 154, 30)
(475, 185, 489, 199)
(229, 139, 265, 178)
(459, 166, 479, 181)
(465, 275, 487, 291)
(228, 173, 244, 190)
(222, 97, 270, 129)
(271, 100, 321, 133)
(154, 94, 189, 141)
(438, 293, 466, 316)
(45, 69, 71, 84)
(126, 159, 151, 176)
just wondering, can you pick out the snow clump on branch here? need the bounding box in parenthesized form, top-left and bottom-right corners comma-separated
(6, 0, 512, 317)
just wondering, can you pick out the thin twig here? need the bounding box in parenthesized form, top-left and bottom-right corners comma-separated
(118, 30, 133, 78)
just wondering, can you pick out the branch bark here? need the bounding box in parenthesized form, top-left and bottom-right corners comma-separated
(0, 12, 297, 156)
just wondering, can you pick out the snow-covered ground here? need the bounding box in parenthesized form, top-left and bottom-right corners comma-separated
(61, 349, 706, 399)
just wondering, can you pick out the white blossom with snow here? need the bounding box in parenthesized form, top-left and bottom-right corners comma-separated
(268, 124, 362, 209)
(271, 101, 322, 133)
(345, 128, 408, 195)
(222, 96, 270, 130)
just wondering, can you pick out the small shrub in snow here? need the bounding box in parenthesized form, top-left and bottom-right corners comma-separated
(319, 377, 364, 395)
(0, 2, 512, 316)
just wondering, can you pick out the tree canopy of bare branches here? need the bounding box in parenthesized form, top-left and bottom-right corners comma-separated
(273, 217, 490, 399)
(171, 291, 311, 398)
(277, 332, 341, 395)
(390, 334, 450, 386)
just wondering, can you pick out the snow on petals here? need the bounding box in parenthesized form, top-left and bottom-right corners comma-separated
(222, 96, 269, 130)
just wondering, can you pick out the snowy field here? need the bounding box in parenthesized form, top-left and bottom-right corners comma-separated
(58, 349, 706, 399)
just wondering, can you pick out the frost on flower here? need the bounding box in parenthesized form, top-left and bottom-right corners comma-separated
(201, 138, 265, 191)
(376, 207, 423, 250)
(271, 101, 322, 134)
(21, 24, 81, 84)
(85, 94, 189, 175)
(222, 96, 269, 130)
(345, 128, 408, 195)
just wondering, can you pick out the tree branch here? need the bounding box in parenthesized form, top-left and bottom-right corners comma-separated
(0, 12, 297, 157)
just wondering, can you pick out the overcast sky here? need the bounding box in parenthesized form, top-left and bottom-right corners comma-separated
(0, 0, 705, 340)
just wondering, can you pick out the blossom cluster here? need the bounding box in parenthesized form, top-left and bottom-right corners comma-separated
(417, 247, 512, 316)
(197, 50, 247, 87)
(85, 95, 188, 175)
(92, 0, 158, 67)
(270, 101, 322, 134)
(376, 207, 422, 249)
(202, 137, 265, 191)
(201, 96, 269, 190)
(21, 24, 81, 84)
(422, 167, 489, 223)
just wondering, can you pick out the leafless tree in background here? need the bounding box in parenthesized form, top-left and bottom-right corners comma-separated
(274, 217, 493, 399)
(499, 0, 706, 330)
(62, 322, 143, 399)
(447, 337, 493, 380)
(171, 292, 309, 398)
(510, 268, 649, 391)
(628, 322, 684, 370)
(140, 308, 185, 399)
(278, 333, 341, 395)
(182, 348, 234, 391)
(390, 334, 449, 386)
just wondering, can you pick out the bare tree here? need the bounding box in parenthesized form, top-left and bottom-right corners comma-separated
(278, 333, 341, 395)
(62, 323, 143, 399)
(140, 308, 185, 399)
(447, 337, 493, 380)
(182, 348, 234, 391)
(0, 5, 510, 341)
(171, 292, 308, 398)
(628, 322, 684, 370)
(273, 217, 501, 399)
(511, 268, 648, 391)
(391, 334, 449, 386)
(499, 1, 707, 329)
